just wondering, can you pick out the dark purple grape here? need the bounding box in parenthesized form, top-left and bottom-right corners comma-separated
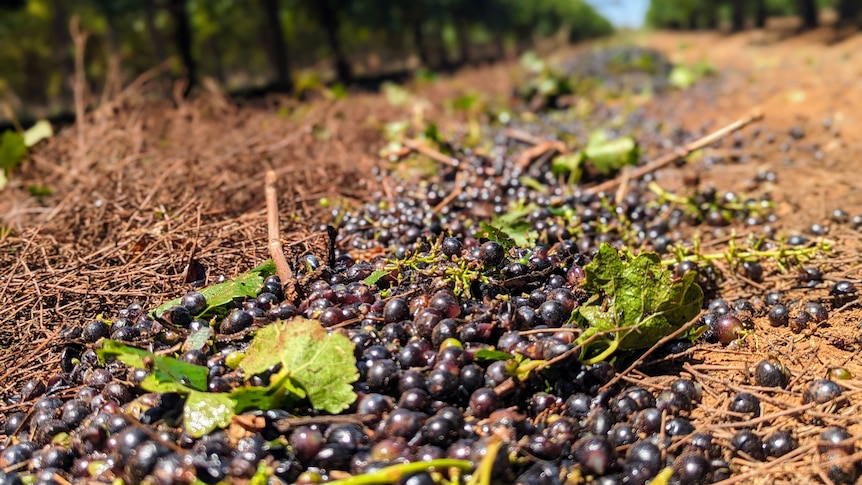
(181, 291, 207, 315)
(366, 359, 399, 392)
(767, 304, 789, 327)
(673, 452, 712, 485)
(82, 320, 111, 342)
(430, 290, 461, 318)
(802, 302, 828, 323)
(20, 379, 46, 401)
(656, 390, 692, 416)
(669, 379, 702, 403)
(220, 309, 253, 334)
(626, 441, 662, 476)
(822, 449, 858, 484)
(830, 281, 856, 297)
(478, 241, 505, 267)
(754, 358, 790, 388)
(803, 379, 843, 404)
(357, 393, 393, 417)
(289, 426, 324, 462)
(665, 417, 695, 437)
(573, 436, 616, 475)
(730, 429, 765, 461)
(4, 412, 26, 437)
(608, 424, 637, 447)
(468, 388, 500, 419)
(764, 430, 797, 458)
(728, 392, 760, 419)
(632, 408, 662, 435)
(818, 427, 855, 454)
(538, 300, 568, 327)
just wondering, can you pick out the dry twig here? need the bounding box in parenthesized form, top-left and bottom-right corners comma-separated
(265, 170, 298, 303)
(586, 109, 764, 195)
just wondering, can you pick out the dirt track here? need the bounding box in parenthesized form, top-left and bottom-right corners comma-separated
(2, 27, 862, 483)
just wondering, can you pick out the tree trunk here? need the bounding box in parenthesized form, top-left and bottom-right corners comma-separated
(50, 0, 74, 104)
(455, 20, 471, 65)
(317, 0, 351, 83)
(797, 0, 818, 30)
(730, 0, 746, 32)
(143, 0, 167, 62)
(837, 0, 859, 26)
(754, 0, 767, 28)
(702, 0, 719, 29)
(412, 21, 430, 67)
(167, 0, 196, 94)
(260, 0, 291, 91)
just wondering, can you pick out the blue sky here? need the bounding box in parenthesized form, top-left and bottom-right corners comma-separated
(584, 0, 649, 28)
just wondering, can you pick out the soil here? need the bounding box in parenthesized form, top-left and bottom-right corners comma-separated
(2, 25, 862, 484)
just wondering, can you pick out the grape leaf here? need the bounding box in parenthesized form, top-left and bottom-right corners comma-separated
(184, 391, 234, 438)
(584, 131, 639, 175)
(97, 340, 208, 391)
(240, 317, 358, 414)
(576, 243, 703, 363)
(151, 259, 276, 319)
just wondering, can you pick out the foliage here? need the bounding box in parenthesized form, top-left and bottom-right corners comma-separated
(0, 0, 613, 121)
(151, 259, 276, 319)
(551, 130, 639, 183)
(576, 243, 704, 364)
(0, 120, 52, 189)
(97, 317, 358, 437)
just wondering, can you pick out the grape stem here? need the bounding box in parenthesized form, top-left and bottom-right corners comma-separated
(325, 459, 472, 485)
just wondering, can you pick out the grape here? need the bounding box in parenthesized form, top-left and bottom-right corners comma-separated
(713, 315, 744, 344)
(468, 388, 500, 419)
(803, 379, 843, 404)
(764, 430, 797, 457)
(625, 441, 662, 476)
(730, 429, 765, 461)
(818, 427, 855, 454)
(82, 320, 111, 342)
(673, 452, 712, 485)
(478, 241, 505, 267)
(754, 358, 790, 388)
(767, 304, 789, 327)
(728, 392, 760, 419)
(573, 436, 616, 475)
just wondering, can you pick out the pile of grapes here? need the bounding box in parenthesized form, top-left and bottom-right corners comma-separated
(1, 50, 859, 485)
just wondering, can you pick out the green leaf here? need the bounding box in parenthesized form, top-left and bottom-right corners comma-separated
(98, 340, 208, 391)
(0, 131, 27, 173)
(474, 349, 515, 362)
(478, 221, 516, 250)
(577, 243, 703, 362)
(240, 318, 358, 414)
(551, 152, 584, 177)
(364, 269, 391, 287)
(26, 185, 52, 197)
(584, 133, 639, 175)
(184, 391, 234, 438)
(151, 260, 276, 319)
(23, 120, 53, 147)
(183, 327, 213, 352)
(669, 65, 696, 89)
